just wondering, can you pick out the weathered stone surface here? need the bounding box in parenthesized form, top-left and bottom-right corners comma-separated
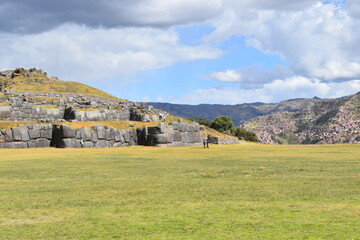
(0, 143, 4, 148)
(28, 129, 41, 139)
(105, 128, 115, 140)
(75, 130, 81, 139)
(79, 127, 92, 141)
(35, 138, 51, 148)
(84, 141, 95, 148)
(93, 125, 106, 139)
(12, 127, 30, 141)
(61, 138, 81, 148)
(173, 130, 181, 142)
(91, 131, 98, 143)
(61, 125, 76, 138)
(27, 140, 36, 148)
(5, 130, 13, 142)
(156, 133, 173, 144)
(95, 140, 110, 148)
(114, 129, 124, 143)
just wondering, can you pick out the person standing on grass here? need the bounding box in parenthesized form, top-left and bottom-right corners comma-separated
(203, 137, 207, 148)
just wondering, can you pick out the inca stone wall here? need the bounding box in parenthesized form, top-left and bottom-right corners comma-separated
(52, 124, 138, 148)
(137, 122, 201, 147)
(0, 122, 238, 148)
(208, 136, 239, 145)
(0, 91, 167, 122)
(0, 124, 53, 148)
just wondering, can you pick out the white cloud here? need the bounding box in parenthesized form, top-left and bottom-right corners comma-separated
(174, 77, 360, 104)
(206, 69, 242, 82)
(205, 2, 360, 81)
(0, 24, 222, 82)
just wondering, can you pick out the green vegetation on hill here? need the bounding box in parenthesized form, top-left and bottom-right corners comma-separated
(0, 144, 359, 239)
(0, 68, 121, 100)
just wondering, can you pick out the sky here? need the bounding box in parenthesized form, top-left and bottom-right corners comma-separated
(1, 0, 360, 104)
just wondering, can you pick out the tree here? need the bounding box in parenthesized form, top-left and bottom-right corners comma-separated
(233, 127, 258, 142)
(210, 116, 235, 134)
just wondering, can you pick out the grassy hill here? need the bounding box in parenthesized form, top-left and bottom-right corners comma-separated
(0, 68, 121, 100)
(0, 144, 359, 239)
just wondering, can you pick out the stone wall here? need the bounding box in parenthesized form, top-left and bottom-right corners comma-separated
(0, 124, 53, 148)
(0, 92, 167, 122)
(208, 135, 239, 145)
(52, 124, 138, 148)
(64, 108, 130, 121)
(0, 104, 65, 122)
(0, 122, 238, 149)
(137, 122, 202, 147)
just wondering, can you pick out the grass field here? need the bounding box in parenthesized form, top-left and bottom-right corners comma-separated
(0, 143, 359, 239)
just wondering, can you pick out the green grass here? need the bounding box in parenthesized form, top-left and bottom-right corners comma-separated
(0, 143, 360, 239)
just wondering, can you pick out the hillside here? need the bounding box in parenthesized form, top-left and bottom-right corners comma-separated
(242, 92, 360, 144)
(0, 67, 121, 100)
(148, 97, 323, 126)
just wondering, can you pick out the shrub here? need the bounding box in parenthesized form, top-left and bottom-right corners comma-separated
(210, 116, 235, 134)
(233, 127, 258, 142)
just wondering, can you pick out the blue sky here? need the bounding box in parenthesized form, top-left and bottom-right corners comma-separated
(1, 0, 359, 104)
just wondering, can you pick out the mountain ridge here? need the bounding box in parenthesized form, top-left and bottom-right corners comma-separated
(148, 97, 324, 125)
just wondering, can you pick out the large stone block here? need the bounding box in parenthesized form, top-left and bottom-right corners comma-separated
(27, 140, 36, 148)
(95, 140, 110, 148)
(85, 110, 102, 121)
(93, 125, 106, 139)
(156, 133, 173, 144)
(105, 128, 115, 140)
(173, 130, 181, 142)
(5, 130, 13, 142)
(61, 138, 77, 148)
(84, 141, 95, 148)
(79, 127, 92, 141)
(28, 129, 41, 139)
(114, 129, 124, 143)
(12, 127, 30, 141)
(35, 138, 51, 148)
(0, 106, 12, 118)
(91, 131, 98, 143)
(61, 125, 76, 138)
(41, 129, 53, 139)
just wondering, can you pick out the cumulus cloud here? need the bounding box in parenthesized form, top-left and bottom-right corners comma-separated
(205, 69, 242, 82)
(206, 1, 360, 82)
(0, 24, 221, 81)
(175, 77, 360, 104)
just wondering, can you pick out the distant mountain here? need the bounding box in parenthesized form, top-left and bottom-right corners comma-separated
(148, 97, 323, 126)
(242, 92, 360, 144)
